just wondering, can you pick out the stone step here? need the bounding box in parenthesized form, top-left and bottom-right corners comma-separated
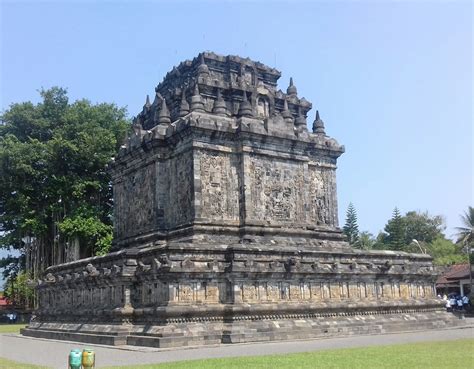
(127, 333, 222, 348)
(21, 328, 126, 346)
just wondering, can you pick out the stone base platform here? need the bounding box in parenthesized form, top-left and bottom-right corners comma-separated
(22, 306, 466, 348)
(24, 243, 458, 348)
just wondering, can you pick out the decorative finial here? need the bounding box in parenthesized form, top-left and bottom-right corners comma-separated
(287, 77, 297, 96)
(178, 89, 190, 118)
(190, 83, 205, 112)
(312, 110, 326, 135)
(197, 53, 210, 77)
(144, 95, 151, 108)
(281, 99, 293, 121)
(238, 90, 254, 118)
(294, 105, 307, 128)
(157, 99, 171, 126)
(212, 89, 229, 116)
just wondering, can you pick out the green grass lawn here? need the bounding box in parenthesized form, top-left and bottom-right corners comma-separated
(0, 323, 26, 334)
(103, 339, 474, 369)
(1, 338, 473, 369)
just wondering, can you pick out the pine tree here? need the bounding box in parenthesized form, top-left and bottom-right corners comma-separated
(384, 207, 406, 250)
(343, 203, 359, 245)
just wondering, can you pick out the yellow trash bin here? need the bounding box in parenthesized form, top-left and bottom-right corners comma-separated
(82, 348, 95, 369)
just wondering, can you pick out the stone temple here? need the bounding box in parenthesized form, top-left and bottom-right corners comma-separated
(22, 52, 461, 347)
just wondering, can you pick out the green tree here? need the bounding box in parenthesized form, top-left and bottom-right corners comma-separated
(4, 271, 34, 308)
(384, 207, 406, 251)
(357, 231, 375, 250)
(343, 203, 359, 245)
(455, 206, 474, 264)
(455, 206, 474, 246)
(426, 236, 467, 266)
(404, 211, 445, 245)
(374, 209, 465, 264)
(371, 232, 388, 250)
(0, 87, 129, 284)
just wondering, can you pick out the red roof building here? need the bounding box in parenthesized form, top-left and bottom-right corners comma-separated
(436, 263, 473, 296)
(0, 296, 13, 308)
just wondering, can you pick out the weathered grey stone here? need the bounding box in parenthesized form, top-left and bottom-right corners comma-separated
(22, 52, 464, 347)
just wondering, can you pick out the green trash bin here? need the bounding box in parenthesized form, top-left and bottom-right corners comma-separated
(82, 348, 95, 369)
(68, 349, 82, 369)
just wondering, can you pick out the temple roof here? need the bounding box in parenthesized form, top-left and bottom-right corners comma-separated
(117, 52, 345, 160)
(137, 51, 313, 130)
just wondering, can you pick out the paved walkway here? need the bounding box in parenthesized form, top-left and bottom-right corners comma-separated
(1, 326, 473, 369)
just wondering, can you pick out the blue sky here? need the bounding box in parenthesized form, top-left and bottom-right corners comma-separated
(0, 1, 472, 248)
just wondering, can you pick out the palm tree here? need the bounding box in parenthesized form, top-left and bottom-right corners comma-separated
(455, 206, 474, 247)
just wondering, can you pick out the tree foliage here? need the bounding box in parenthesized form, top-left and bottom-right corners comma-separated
(343, 203, 359, 246)
(354, 207, 466, 265)
(455, 206, 474, 246)
(3, 271, 34, 307)
(384, 207, 406, 251)
(426, 237, 467, 266)
(403, 211, 445, 245)
(455, 206, 474, 264)
(0, 87, 129, 282)
(357, 209, 467, 266)
(357, 231, 375, 250)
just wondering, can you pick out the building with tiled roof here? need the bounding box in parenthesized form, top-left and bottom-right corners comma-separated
(436, 263, 472, 296)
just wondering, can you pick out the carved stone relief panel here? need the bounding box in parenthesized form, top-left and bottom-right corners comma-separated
(246, 155, 305, 224)
(417, 284, 425, 297)
(114, 162, 156, 239)
(281, 282, 290, 300)
(258, 283, 268, 302)
(366, 282, 376, 299)
(178, 283, 194, 302)
(330, 283, 341, 299)
(301, 283, 311, 300)
(167, 151, 193, 228)
(242, 283, 258, 302)
(322, 283, 330, 299)
(289, 284, 301, 300)
(199, 150, 239, 221)
(349, 283, 359, 299)
(424, 285, 433, 297)
(267, 283, 280, 301)
(340, 282, 349, 299)
(400, 283, 410, 299)
(392, 283, 401, 298)
(311, 282, 323, 301)
(206, 283, 219, 303)
(193, 282, 204, 302)
(307, 165, 338, 227)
